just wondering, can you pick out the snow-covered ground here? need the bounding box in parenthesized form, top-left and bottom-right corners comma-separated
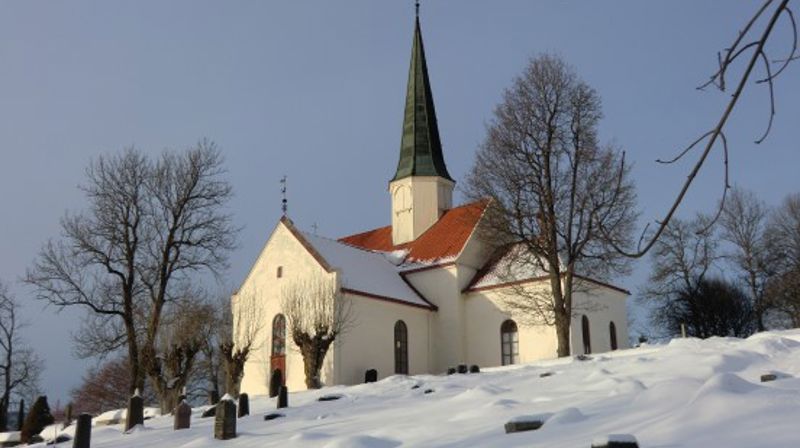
(34, 330, 800, 447)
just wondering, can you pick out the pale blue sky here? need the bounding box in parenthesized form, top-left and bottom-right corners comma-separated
(1, 1, 798, 402)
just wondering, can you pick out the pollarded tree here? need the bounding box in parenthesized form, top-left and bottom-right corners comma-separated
(220, 290, 264, 397)
(466, 54, 637, 357)
(281, 277, 354, 389)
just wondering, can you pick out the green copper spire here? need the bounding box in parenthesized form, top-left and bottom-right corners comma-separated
(392, 13, 453, 182)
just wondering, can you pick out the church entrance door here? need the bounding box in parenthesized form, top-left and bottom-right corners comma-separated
(271, 314, 287, 386)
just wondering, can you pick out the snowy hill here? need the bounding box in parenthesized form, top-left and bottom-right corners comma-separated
(40, 330, 800, 447)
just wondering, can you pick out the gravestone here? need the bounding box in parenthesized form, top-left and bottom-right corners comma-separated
(591, 434, 639, 448)
(201, 406, 216, 418)
(411, 384, 421, 390)
(540, 372, 554, 378)
(318, 394, 342, 402)
(457, 364, 468, 374)
(125, 390, 144, 431)
(72, 413, 92, 448)
(174, 401, 191, 430)
(269, 369, 283, 398)
(504, 415, 547, 433)
(213, 396, 237, 440)
(761, 373, 778, 382)
(209, 390, 220, 405)
(423, 389, 434, 394)
(469, 365, 480, 373)
(277, 386, 288, 409)
(263, 413, 284, 421)
(364, 369, 378, 383)
(16, 399, 24, 431)
(238, 393, 250, 417)
(64, 402, 73, 427)
(446, 367, 456, 375)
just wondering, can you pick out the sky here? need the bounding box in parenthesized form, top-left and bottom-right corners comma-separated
(0, 1, 798, 404)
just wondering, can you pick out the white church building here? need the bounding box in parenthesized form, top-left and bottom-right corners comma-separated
(236, 14, 629, 395)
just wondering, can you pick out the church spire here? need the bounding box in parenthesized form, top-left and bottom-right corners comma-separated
(392, 6, 453, 182)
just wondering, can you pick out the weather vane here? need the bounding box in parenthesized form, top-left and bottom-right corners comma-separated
(280, 175, 287, 216)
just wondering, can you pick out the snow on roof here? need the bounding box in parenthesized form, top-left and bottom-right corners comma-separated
(465, 243, 630, 295)
(300, 232, 433, 309)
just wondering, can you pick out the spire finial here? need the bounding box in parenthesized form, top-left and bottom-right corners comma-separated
(280, 175, 288, 216)
(415, 0, 420, 17)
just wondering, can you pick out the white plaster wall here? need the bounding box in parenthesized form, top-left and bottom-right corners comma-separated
(570, 285, 630, 355)
(334, 293, 431, 384)
(237, 222, 337, 396)
(404, 266, 463, 373)
(464, 283, 559, 368)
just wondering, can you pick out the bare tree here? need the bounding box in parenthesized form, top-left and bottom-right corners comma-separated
(466, 54, 637, 357)
(281, 277, 354, 389)
(720, 187, 774, 330)
(616, 0, 797, 258)
(763, 193, 800, 325)
(670, 277, 755, 338)
(219, 291, 264, 397)
(642, 215, 720, 336)
(26, 140, 237, 396)
(0, 281, 42, 431)
(70, 357, 156, 415)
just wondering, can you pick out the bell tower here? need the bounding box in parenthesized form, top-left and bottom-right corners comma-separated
(390, 8, 454, 245)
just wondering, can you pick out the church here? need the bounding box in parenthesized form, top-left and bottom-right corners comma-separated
(236, 13, 629, 394)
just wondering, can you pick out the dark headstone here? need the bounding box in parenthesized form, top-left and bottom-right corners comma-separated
(540, 372, 554, 378)
(201, 406, 216, 418)
(238, 393, 250, 418)
(64, 402, 73, 427)
(174, 401, 191, 430)
(504, 416, 545, 433)
(54, 433, 71, 443)
(469, 365, 480, 373)
(269, 369, 283, 398)
(318, 394, 342, 402)
(411, 384, 421, 390)
(72, 414, 92, 448)
(209, 390, 220, 405)
(423, 389, 434, 394)
(364, 369, 378, 383)
(213, 398, 237, 440)
(457, 364, 468, 374)
(761, 374, 778, 382)
(446, 367, 456, 375)
(277, 386, 288, 409)
(263, 413, 285, 421)
(591, 434, 639, 448)
(125, 392, 144, 431)
(16, 399, 24, 431)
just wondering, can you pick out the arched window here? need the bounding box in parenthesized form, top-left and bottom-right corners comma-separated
(271, 314, 286, 357)
(394, 320, 408, 374)
(500, 319, 519, 366)
(581, 315, 592, 355)
(609, 321, 618, 351)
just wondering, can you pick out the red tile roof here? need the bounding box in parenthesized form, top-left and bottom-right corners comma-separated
(339, 200, 489, 263)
